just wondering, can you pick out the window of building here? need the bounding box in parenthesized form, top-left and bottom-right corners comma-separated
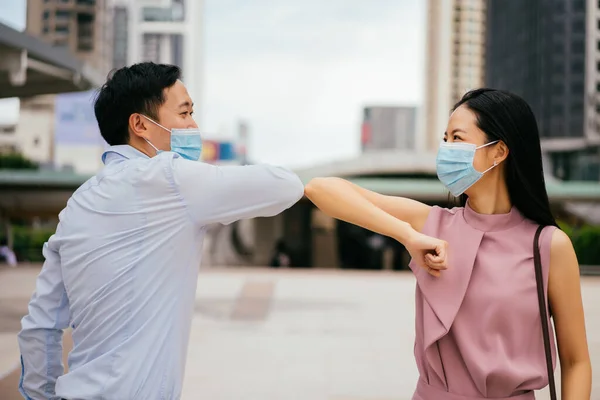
(572, 80, 584, 94)
(549, 117, 565, 138)
(569, 122, 584, 139)
(553, 102, 564, 114)
(573, 0, 585, 12)
(551, 153, 568, 179)
(142, 6, 182, 22)
(572, 39, 585, 54)
(55, 24, 69, 33)
(554, 59, 565, 74)
(572, 59, 584, 74)
(43, 10, 50, 19)
(55, 10, 70, 19)
(569, 111, 583, 123)
(572, 18, 585, 33)
(77, 12, 94, 51)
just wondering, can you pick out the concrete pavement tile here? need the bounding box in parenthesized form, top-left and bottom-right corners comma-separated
(0, 333, 19, 375)
(0, 266, 39, 300)
(195, 274, 245, 299)
(0, 365, 22, 400)
(2, 268, 600, 399)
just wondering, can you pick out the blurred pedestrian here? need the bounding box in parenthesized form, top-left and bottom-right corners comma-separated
(0, 238, 17, 267)
(270, 239, 291, 267)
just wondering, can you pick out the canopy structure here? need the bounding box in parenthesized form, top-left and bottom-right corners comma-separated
(0, 22, 104, 99)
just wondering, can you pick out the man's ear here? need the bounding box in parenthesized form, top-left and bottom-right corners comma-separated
(129, 114, 149, 139)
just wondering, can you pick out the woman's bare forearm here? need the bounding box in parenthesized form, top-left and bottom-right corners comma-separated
(561, 360, 591, 399)
(304, 177, 416, 245)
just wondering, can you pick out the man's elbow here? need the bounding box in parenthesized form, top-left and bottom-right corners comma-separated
(17, 323, 44, 350)
(251, 165, 305, 215)
(258, 172, 304, 217)
(280, 173, 305, 206)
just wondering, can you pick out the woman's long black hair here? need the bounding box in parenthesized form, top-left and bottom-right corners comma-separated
(452, 88, 558, 227)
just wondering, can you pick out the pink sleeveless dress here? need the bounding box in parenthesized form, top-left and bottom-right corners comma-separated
(409, 202, 557, 400)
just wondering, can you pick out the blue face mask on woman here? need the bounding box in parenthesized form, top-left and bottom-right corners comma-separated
(436, 140, 499, 197)
(141, 115, 202, 161)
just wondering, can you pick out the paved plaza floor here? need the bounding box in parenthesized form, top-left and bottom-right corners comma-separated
(1, 265, 599, 399)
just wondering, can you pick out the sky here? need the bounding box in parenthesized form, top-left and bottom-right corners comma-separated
(0, 0, 425, 168)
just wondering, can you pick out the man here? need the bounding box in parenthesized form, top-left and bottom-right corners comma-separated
(17, 62, 304, 399)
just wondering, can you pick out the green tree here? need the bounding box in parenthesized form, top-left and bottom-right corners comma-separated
(0, 152, 38, 170)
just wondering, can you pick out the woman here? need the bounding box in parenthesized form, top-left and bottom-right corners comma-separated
(305, 89, 591, 399)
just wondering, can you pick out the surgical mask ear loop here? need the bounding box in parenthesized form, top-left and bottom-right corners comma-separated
(481, 160, 498, 174)
(479, 140, 500, 174)
(140, 115, 169, 155)
(144, 138, 161, 155)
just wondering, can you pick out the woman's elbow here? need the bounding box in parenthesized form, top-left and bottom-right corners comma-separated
(304, 177, 332, 199)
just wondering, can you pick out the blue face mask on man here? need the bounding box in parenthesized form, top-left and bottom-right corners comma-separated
(141, 115, 202, 161)
(436, 140, 499, 197)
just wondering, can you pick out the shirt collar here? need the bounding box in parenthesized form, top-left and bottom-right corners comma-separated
(102, 145, 150, 165)
(463, 200, 525, 232)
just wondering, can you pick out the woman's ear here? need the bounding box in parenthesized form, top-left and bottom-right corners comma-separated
(494, 141, 509, 164)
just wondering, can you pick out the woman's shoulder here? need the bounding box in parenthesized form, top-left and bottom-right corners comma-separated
(420, 205, 466, 235)
(429, 205, 465, 219)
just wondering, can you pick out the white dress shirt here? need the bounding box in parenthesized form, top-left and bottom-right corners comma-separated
(18, 145, 304, 399)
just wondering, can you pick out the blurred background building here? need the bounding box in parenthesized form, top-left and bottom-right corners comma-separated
(14, 0, 113, 173)
(422, 0, 487, 153)
(112, 3, 128, 70)
(361, 106, 417, 152)
(1, 0, 600, 272)
(126, 0, 202, 118)
(126, 0, 240, 165)
(25, 0, 113, 73)
(486, 0, 600, 181)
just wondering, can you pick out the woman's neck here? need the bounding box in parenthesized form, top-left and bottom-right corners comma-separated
(467, 182, 512, 215)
